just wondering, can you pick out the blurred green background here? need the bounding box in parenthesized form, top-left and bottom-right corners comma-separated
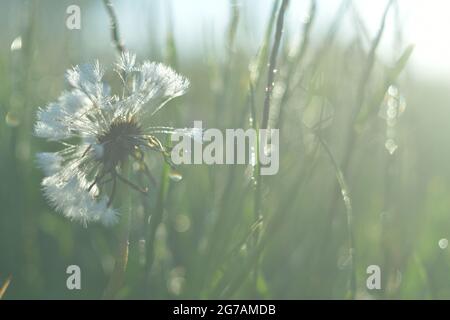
(1, 0, 450, 299)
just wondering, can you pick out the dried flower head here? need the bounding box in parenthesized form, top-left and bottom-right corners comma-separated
(35, 52, 196, 226)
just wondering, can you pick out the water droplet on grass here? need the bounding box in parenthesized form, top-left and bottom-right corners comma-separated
(175, 214, 191, 233)
(439, 238, 448, 249)
(169, 170, 182, 182)
(385, 139, 398, 155)
(5, 111, 20, 127)
(10, 36, 22, 51)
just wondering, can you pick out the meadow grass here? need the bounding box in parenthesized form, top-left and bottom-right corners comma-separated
(0, 0, 447, 300)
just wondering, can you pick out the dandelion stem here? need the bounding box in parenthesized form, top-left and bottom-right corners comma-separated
(261, 0, 289, 130)
(102, 213, 130, 299)
(144, 160, 170, 295)
(102, 167, 131, 299)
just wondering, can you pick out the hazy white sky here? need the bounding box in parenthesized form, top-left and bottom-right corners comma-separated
(105, 0, 450, 78)
(345, 0, 450, 78)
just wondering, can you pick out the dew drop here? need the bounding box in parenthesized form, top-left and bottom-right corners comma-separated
(10, 36, 22, 51)
(5, 111, 20, 127)
(263, 144, 272, 158)
(387, 102, 398, 118)
(167, 267, 186, 296)
(79, 207, 87, 216)
(388, 85, 399, 97)
(385, 139, 398, 155)
(439, 238, 448, 249)
(175, 214, 191, 233)
(169, 170, 183, 182)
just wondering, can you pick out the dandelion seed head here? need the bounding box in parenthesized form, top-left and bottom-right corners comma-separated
(35, 53, 191, 226)
(116, 51, 136, 74)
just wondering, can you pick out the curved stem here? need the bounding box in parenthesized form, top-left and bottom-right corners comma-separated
(102, 0, 125, 55)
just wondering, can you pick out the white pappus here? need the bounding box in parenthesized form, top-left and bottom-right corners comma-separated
(35, 52, 199, 226)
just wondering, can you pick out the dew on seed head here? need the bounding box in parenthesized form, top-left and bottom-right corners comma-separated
(439, 238, 448, 249)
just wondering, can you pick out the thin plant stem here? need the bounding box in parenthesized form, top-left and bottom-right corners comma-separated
(102, 0, 125, 55)
(250, 0, 280, 88)
(144, 159, 170, 295)
(261, 0, 289, 131)
(249, 82, 262, 295)
(102, 205, 131, 299)
(250, 0, 289, 296)
(315, 134, 356, 299)
(323, 0, 393, 251)
(276, 0, 316, 130)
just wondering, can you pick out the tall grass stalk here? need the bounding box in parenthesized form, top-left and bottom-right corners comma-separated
(261, 0, 289, 131)
(249, 0, 279, 88)
(249, 0, 289, 297)
(320, 1, 394, 298)
(276, 0, 316, 130)
(315, 134, 356, 299)
(249, 82, 262, 295)
(341, 0, 394, 170)
(102, 0, 125, 55)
